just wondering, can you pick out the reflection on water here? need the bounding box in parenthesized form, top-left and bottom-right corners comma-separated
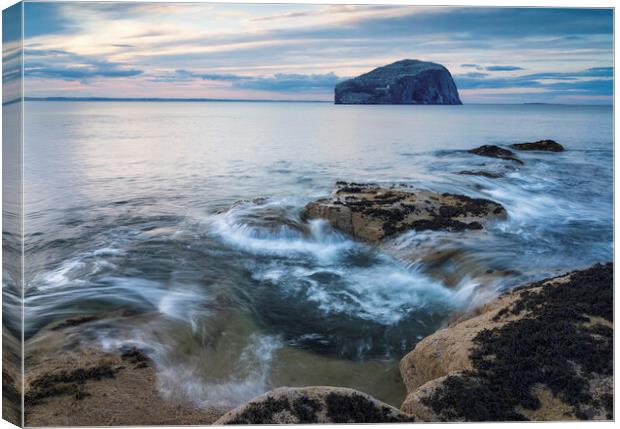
(23, 101, 612, 407)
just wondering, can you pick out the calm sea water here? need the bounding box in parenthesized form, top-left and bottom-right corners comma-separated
(21, 101, 612, 408)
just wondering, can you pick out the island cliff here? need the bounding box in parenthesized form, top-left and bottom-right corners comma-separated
(335, 59, 462, 105)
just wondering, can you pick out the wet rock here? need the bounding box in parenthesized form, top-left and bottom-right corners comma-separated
(335, 59, 462, 105)
(510, 139, 564, 152)
(468, 145, 523, 164)
(399, 263, 613, 421)
(24, 325, 225, 426)
(302, 183, 506, 242)
(457, 170, 504, 179)
(50, 315, 99, 331)
(120, 346, 151, 369)
(215, 386, 414, 424)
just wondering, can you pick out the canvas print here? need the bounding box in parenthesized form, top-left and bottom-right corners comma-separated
(1, 1, 614, 426)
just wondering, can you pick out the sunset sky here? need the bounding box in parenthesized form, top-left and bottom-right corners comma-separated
(11, 2, 615, 103)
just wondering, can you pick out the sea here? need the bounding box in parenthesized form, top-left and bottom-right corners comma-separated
(13, 101, 613, 408)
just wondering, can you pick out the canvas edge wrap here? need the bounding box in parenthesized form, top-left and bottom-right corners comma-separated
(2, 1, 24, 427)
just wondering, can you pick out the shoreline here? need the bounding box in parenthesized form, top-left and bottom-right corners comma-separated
(11, 262, 611, 424)
(20, 321, 227, 426)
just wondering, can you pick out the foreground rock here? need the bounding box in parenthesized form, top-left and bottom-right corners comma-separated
(399, 263, 613, 421)
(24, 316, 225, 426)
(215, 387, 414, 424)
(335, 59, 462, 105)
(468, 145, 523, 164)
(2, 328, 21, 426)
(302, 182, 506, 242)
(511, 139, 564, 152)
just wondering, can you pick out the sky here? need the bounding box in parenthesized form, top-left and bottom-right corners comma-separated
(7, 2, 615, 103)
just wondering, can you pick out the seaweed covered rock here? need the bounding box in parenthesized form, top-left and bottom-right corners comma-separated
(399, 263, 613, 421)
(335, 59, 462, 105)
(468, 145, 523, 164)
(302, 182, 506, 242)
(214, 386, 414, 424)
(511, 140, 564, 152)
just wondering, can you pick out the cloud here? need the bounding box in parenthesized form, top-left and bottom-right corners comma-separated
(24, 2, 76, 38)
(3, 2, 22, 43)
(458, 72, 489, 78)
(24, 49, 142, 81)
(150, 69, 343, 92)
(454, 67, 613, 96)
(236, 72, 342, 92)
(25, 64, 142, 80)
(485, 65, 524, 71)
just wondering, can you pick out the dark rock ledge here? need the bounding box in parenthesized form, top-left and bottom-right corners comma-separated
(468, 145, 524, 164)
(511, 139, 565, 152)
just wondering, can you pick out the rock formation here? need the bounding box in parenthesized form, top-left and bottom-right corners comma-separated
(214, 386, 414, 424)
(399, 263, 613, 421)
(335, 59, 462, 105)
(468, 145, 523, 164)
(302, 182, 506, 242)
(511, 140, 564, 152)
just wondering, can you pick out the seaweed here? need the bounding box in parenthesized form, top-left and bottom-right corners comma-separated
(25, 364, 118, 407)
(226, 395, 325, 424)
(325, 392, 413, 423)
(120, 346, 151, 369)
(225, 391, 413, 424)
(291, 396, 322, 423)
(227, 397, 292, 424)
(51, 315, 99, 331)
(421, 263, 613, 421)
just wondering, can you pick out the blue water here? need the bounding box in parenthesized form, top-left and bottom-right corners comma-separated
(19, 101, 612, 408)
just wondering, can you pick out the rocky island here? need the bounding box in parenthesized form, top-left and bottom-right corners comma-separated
(334, 59, 462, 105)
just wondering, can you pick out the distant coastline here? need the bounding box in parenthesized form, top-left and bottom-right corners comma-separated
(14, 97, 612, 107)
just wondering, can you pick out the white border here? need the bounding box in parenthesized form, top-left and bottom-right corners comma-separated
(0, 1, 616, 429)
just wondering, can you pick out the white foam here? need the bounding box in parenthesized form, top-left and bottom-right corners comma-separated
(207, 198, 473, 325)
(156, 334, 282, 408)
(209, 203, 354, 264)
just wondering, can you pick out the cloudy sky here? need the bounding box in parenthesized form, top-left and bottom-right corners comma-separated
(15, 2, 614, 103)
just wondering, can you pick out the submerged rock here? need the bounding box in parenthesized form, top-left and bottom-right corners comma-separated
(399, 263, 613, 421)
(302, 182, 506, 242)
(335, 59, 462, 105)
(468, 145, 523, 164)
(511, 139, 565, 152)
(457, 170, 504, 179)
(215, 386, 414, 424)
